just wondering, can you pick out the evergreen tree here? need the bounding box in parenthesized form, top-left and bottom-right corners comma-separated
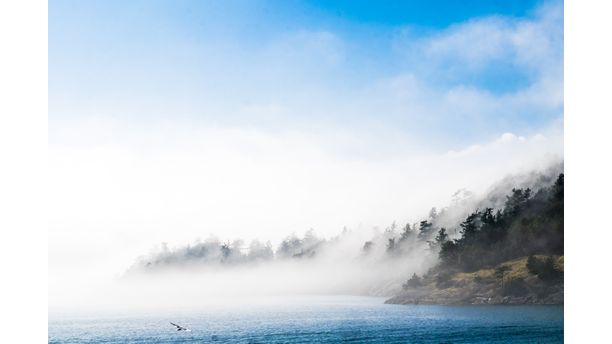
(435, 228, 448, 245)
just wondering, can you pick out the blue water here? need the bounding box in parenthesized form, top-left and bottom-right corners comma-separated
(49, 296, 563, 343)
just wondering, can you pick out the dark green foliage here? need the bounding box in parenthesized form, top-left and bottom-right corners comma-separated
(402, 273, 423, 289)
(428, 228, 449, 251)
(526, 255, 540, 274)
(504, 188, 532, 217)
(553, 173, 564, 201)
(436, 270, 454, 289)
(495, 265, 511, 278)
(495, 265, 511, 288)
(439, 174, 564, 271)
(539, 256, 562, 281)
(502, 278, 529, 296)
(439, 240, 459, 266)
(418, 220, 434, 239)
(527, 255, 562, 282)
(435, 228, 448, 245)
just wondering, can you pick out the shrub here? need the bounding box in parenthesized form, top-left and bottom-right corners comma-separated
(436, 271, 454, 289)
(402, 273, 423, 289)
(538, 256, 562, 282)
(526, 255, 562, 282)
(502, 278, 529, 296)
(526, 255, 541, 275)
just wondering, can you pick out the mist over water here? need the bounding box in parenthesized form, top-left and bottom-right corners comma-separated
(49, 296, 564, 343)
(49, 160, 563, 314)
(58, 228, 438, 312)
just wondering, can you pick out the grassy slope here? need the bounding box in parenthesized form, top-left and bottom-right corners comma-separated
(386, 255, 564, 305)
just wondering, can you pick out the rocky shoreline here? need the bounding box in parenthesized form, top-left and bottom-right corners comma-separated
(385, 289, 563, 305)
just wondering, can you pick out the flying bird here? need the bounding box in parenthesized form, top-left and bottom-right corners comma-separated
(170, 322, 191, 332)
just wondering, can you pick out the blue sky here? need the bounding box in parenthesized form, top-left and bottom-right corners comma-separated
(49, 0, 563, 149)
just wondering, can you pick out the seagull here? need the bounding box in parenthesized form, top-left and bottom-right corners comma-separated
(170, 322, 191, 332)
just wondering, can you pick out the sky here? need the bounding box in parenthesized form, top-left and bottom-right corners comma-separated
(49, 0, 563, 303)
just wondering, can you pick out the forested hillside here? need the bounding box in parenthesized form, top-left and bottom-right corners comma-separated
(388, 173, 564, 304)
(128, 169, 564, 304)
(438, 173, 563, 272)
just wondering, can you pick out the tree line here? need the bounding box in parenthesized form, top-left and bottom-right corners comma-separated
(437, 173, 563, 271)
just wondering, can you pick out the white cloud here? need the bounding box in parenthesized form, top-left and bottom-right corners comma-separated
(227, 2, 564, 144)
(399, 1, 562, 77)
(376, 1, 563, 135)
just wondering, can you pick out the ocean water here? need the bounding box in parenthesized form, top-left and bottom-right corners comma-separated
(49, 296, 563, 343)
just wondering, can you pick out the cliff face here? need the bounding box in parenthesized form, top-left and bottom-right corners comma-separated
(385, 256, 563, 305)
